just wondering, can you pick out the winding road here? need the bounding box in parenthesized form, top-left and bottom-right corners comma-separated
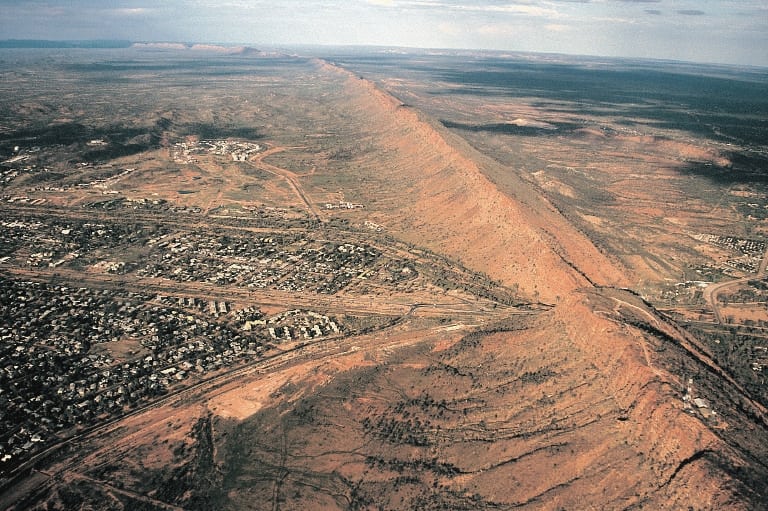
(703, 243, 768, 324)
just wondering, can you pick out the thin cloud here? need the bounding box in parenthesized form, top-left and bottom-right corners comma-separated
(455, 5, 559, 17)
(545, 24, 571, 32)
(677, 9, 705, 16)
(644, 9, 662, 15)
(360, 1, 561, 17)
(112, 8, 153, 16)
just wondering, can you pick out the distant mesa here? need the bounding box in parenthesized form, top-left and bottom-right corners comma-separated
(131, 42, 188, 51)
(0, 39, 132, 49)
(0, 40, 260, 54)
(131, 42, 261, 55)
(0, 39, 267, 56)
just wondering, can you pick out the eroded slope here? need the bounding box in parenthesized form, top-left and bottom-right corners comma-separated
(313, 61, 628, 303)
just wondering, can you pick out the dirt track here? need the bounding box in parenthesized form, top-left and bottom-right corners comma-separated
(248, 146, 323, 222)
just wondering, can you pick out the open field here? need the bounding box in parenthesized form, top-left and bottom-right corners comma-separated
(1, 47, 768, 509)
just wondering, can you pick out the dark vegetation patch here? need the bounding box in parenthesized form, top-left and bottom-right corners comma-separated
(334, 53, 768, 147)
(520, 368, 557, 385)
(15, 170, 67, 185)
(175, 122, 263, 141)
(0, 117, 263, 163)
(434, 63, 767, 116)
(0, 121, 162, 160)
(82, 143, 153, 161)
(684, 323, 768, 410)
(0, 122, 91, 147)
(680, 152, 768, 186)
(62, 57, 308, 74)
(713, 451, 768, 507)
(146, 415, 224, 510)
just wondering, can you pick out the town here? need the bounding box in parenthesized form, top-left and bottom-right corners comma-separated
(0, 276, 346, 472)
(0, 205, 479, 475)
(692, 233, 767, 275)
(171, 139, 263, 164)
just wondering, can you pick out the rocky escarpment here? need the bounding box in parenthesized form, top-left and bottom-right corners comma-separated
(316, 59, 627, 304)
(292, 60, 768, 508)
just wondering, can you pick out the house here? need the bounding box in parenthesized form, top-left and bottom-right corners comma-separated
(693, 398, 709, 409)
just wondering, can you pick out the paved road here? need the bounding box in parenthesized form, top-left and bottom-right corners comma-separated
(703, 243, 768, 324)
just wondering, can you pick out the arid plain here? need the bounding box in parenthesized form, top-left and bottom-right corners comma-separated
(1, 46, 767, 509)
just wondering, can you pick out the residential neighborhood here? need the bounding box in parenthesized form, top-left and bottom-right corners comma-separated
(0, 277, 344, 473)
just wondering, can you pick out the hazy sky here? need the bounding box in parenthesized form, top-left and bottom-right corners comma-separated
(1, 0, 766, 66)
